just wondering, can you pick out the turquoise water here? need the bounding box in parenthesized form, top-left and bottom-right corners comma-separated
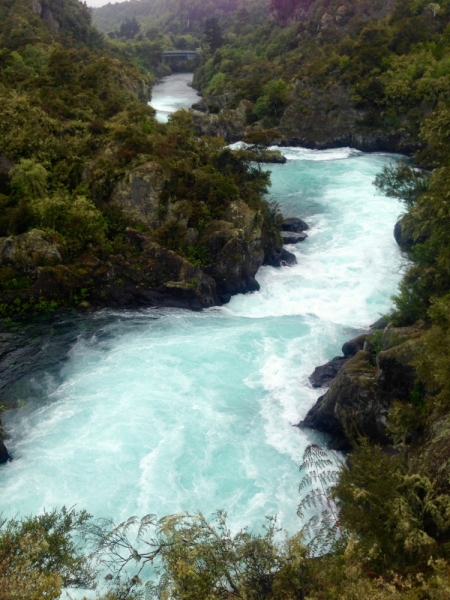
(0, 145, 403, 537)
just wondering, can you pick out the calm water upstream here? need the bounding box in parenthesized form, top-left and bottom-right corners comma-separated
(0, 76, 404, 538)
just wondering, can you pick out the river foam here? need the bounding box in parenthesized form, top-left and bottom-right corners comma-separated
(0, 145, 403, 539)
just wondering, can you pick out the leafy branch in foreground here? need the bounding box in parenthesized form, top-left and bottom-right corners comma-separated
(0, 507, 95, 600)
(85, 510, 311, 600)
(297, 444, 343, 556)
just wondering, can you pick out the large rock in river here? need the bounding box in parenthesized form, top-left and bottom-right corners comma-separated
(309, 334, 369, 388)
(281, 231, 307, 244)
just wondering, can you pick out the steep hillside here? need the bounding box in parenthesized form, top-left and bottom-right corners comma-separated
(193, 0, 450, 153)
(93, 0, 270, 39)
(0, 0, 281, 316)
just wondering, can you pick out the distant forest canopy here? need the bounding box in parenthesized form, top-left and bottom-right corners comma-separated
(92, 0, 271, 40)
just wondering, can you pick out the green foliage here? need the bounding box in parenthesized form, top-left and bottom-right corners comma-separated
(0, 507, 95, 599)
(10, 159, 49, 201)
(204, 18, 224, 51)
(415, 294, 450, 411)
(0, 0, 276, 315)
(333, 439, 450, 573)
(186, 244, 211, 267)
(374, 159, 429, 209)
(119, 17, 141, 40)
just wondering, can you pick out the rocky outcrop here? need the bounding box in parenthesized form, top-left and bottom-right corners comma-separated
(190, 100, 252, 143)
(0, 229, 218, 312)
(282, 217, 309, 232)
(309, 356, 349, 388)
(0, 229, 62, 270)
(281, 231, 307, 244)
(0, 440, 10, 464)
(309, 333, 369, 388)
(279, 81, 420, 154)
(195, 83, 421, 154)
(264, 245, 297, 267)
(41, 4, 60, 32)
(394, 218, 412, 251)
(301, 324, 426, 449)
(112, 162, 166, 227)
(201, 201, 265, 302)
(301, 350, 382, 450)
(30, 0, 42, 16)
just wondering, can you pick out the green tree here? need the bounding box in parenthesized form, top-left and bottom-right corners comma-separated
(204, 18, 223, 51)
(374, 159, 429, 208)
(10, 159, 49, 201)
(119, 17, 141, 40)
(0, 507, 95, 598)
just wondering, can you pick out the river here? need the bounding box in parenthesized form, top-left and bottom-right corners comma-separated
(150, 73, 200, 122)
(0, 75, 403, 538)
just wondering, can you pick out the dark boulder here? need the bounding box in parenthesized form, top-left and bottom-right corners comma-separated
(264, 245, 297, 267)
(309, 356, 348, 388)
(281, 231, 307, 244)
(394, 217, 414, 251)
(0, 440, 10, 464)
(342, 333, 370, 357)
(282, 217, 309, 232)
(309, 334, 369, 388)
(371, 317, 389, 330)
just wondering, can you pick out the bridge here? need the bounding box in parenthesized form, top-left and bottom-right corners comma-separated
(162, 50, 198, 61)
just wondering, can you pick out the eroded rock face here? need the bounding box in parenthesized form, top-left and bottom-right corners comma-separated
(112, 162, 166, 227)
(0, 229, 62, 271)
(41, 4, 60, 32)
(190, 100, 253, 143)
(301, 350, 381, 449)
(309, 356, 349, 388)
(86, 229, 219, 310)
(31, 0, 42, 16)
(200, 201, 265, 302)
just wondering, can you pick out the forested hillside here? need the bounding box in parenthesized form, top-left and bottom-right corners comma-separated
(192, 0, 450, 152)
(0, 0, 280, 320)
(93, 0, 270, 39)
